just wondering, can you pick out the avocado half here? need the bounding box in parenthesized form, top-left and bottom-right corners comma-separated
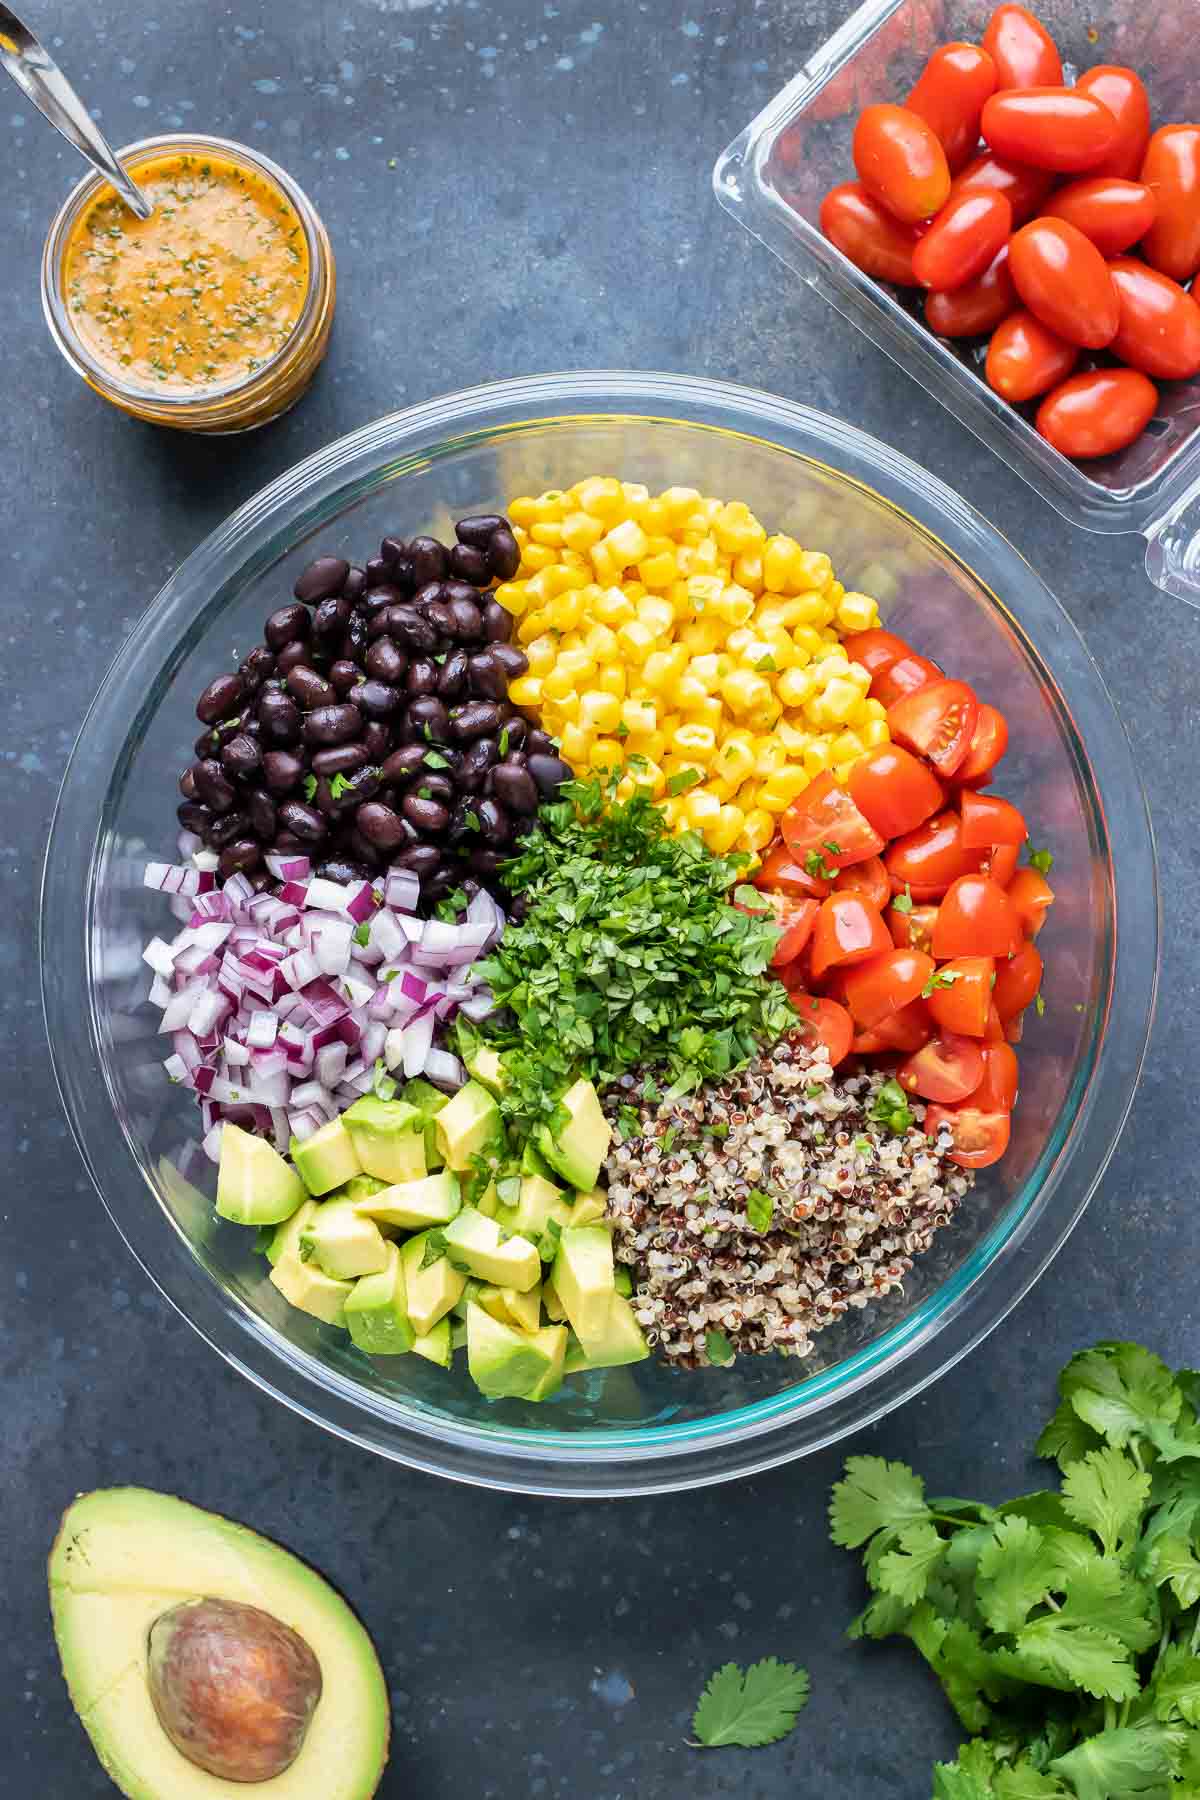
(49, 1488, 389, 1799)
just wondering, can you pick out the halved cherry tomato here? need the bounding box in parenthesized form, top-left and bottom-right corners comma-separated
(1108, 258, 1200, 382)
(932, 875, 1023, 959)
(1008, 219, 1119, 348)
(820, 182, 924, 286)
(960, 790, 1029, 848)
(926, 244, 1016, 338)
(777, 933, 817, 995)
(913, 190, 1012, 293)
(898, 1031, 985, 1103)
(1140, 124, 1200, 283)
(986, 308, 1079, 403)
(853, 103, 952, 224)
(907, 42, 998, 174)
(1043, 177, 1157, 257)
(889, 901, 939, 954)
(840, 628, 913, 683)
(810, 894, 893, 981)
(993, 941, 1043, 1018)
(1074, 67, 1151, 182)
(949, 151, 1056, 227)
(1036, 368, 1158, 460)
(841, 948, 935, 1031)
(848, 744, 944, 839)
(953, 703, 1009, 788)
(834, 855, 890, 912)
(874, 998, 935, 1053)
(770, 897, 821, 968)
(982, 4, 1062, 90)
(780, 771, 885, 871)
(971, 1041, 1019, 1111)
(984, 1000, 1006, 1041)
(982, 843, 1020, 887)
(887, 679, 979, 777)
(755, 841, 831, 900)
(851, 1027, 897, 1055)
(1006, 866, 1055, 937)
(924, 1103, 1011, 1167)
(982, 88, 1120, 175)
(787, 993, 854, 1067)
(886, 810, 984, 899)
(872, 652, 942, 708)
(926, 955, 995, 1037)
(1005, 1011, 1025, 1044)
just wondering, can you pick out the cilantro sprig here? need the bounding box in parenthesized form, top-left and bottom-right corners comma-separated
(690, 1658, 810, 1749)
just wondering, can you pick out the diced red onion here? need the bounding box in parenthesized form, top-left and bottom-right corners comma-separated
(278, 880, 310, 907)
(265, 851, 311, 883)
(202, 1122, 224, 1164)
(287, 1107, 326, 1142)
(315, 1041, 348, 1089)
(384, 868, 421, 912)
(425, 1047, 466, 1089)
(401, 1009, 436, 1079)
(163, 1053, 193, 1087)
(177, 828, 203, 860)
(148, 974, 172, 1009)
(223, 1037, 251, 1068)
(360, 1021, 387, 1065)
(142, 937, 177, 977)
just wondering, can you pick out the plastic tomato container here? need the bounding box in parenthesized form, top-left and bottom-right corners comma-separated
(714, 0, 1200, 606)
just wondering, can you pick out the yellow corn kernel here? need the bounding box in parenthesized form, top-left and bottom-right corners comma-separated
(547, 562, 590, 596)
(733, 550, 764, 594)
(687, 652, 729, 693)
(685, 572, 724, 610)
(763, 628, 798, 671)
(508, 496, 538, 528)
(720, 669, 772, 717)
(557, 722, 592, 763)
(812, 676, 863, 726)
(516, 606, 554, 646)
(752, 735, 789, 777)
(543, 691, 580, 727)
(682, 696, 724, 732)
(638, 550, 678, 590)
(828, 729, 865, 766)
(671, 722, 717, 760)
(530, 520, 565, 547)
(794, 625, 826, 658)
(597, 664, 626, 700)
(623, 580, 647, 604)
(493, 580, 530, 617)
(796, 550, 835, 591)
(636, 595, 676, 638)
(555, 648, 595, 680)
(590, 541, 619, 586)
(574, 476, 624, 518)
(705, 804, 746, 855)
(835, 589, 878, 633)
(792, 590, 832, 626)
(755, 597, 806, 632)
(659, 797, 683, 830)
(711, 582, 756, 627)
(642, 646, 689, 691)
(576, 690, 621, 734)
(640, 498, 672, 535)
(532, 489, 569, 521)
(668, 671, 703, 710)
(616, 619, 655, 664)
(628, 756, 666, 797)
(630, 728, 667, 763)
(583, 622, 619, 663)
(757, 766, 810, 809)
(520, 542, 557, 575)
(860, 696, 887, 721)
(561, 511, 606, 553)
(541, 666, 578, 703)
(773, 719, 808, 756)
(676, 618, 726, 656)
(603, 518, 651, 567)
(521, 569, 552, 610)
(621, 480, 650, 508)
(589, 737, 625, 770)
(716, 730, 756, 783)
(725, 626, 754, 658)
(507, 675, 544, 709)
(683, 788, 722, 829)
(762, 534, 801, 593)
(620, 698, 658, 736)
(524, 633, 560, 676)
(546, 594, 583, 633)
(593, 586, 636, 627)
(742, 808, 776, 854)
(802, 740, 831, 776)
(687, 536, 720, 577)
(776, 666, 815, 712)
(559, 548, 589, 571)
(861, 717, 891, 748)
(713, 501, 767, 555)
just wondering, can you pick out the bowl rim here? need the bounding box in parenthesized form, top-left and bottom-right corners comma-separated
(41, 370, 1159, 1496)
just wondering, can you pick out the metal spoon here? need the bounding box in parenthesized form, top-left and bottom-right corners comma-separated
(0, 4, 153, 218)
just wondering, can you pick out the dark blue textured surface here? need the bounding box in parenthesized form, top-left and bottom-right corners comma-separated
(3, 2, 1196, 1793)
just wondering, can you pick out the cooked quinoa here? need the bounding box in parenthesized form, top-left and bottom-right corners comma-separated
(601, 1033, 975, 1369)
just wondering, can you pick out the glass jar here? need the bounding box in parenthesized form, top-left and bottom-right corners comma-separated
(41, 133, 335, 433)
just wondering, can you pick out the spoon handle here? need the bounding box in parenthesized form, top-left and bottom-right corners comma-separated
(0, 5, 152, 218)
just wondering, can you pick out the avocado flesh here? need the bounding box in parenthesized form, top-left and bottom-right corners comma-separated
(398, 1232, 466, 1336)
(552, 1226, 616, 1345)
(354, 1170, 461, 1232)
(216, 1124, 307, 1226)
(442, 1207, 541, 1291)
(464, 1043, 506, 1094)
(345, 1244, 415, 1357)
(267, 1201, 319, 1268)
(270, 1254, 354, 1328)
(48, 1487, 389, 1800)
(434, 1080, 501, 1172)
(292, 1118, 362, 1197)
(568, 1187, 609, 1228)
(564, 1293, 649, 1371)
(341, 1097, 427, 1185)
(298, 1201, 390, 1281)
(401, 1078, 449, 1169)
(511, 1174, 571, 1241)
(477, 1283, 542, 1334)
(535, 1078, 611, 1192)
(466, 1305, 566, 1399)
(411, 1318, 453, 1367)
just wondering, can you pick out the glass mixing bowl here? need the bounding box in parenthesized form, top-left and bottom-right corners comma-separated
(41, 372, 1158, 1496)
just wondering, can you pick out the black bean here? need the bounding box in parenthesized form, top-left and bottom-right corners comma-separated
(194, 758, 236, 814)
(455, 513, 506, 550)
(425, 599, 457, 638)
(240, 645, 277, 689)
(247, 789, 277, 841)
(362, 583, 404, 615)
(274, 831, 305, 853)
(382, 745, 432, 782)
(388, 607, 438, 655)
(402, 793, 451, 834)
(456, 736, 498, 791)
(314, 776, 340, 818)
(380, 535, 407, 566)
(177, 800, 213, 834)
(446, 593, 484, 639)
(347, 828, 385, 868)
(502, 748, 528, 768)
(451, 700, 501, 740)
(343, 612, 368, 658)
(405, 657, 438, 696)
(490, 764, 539, 815)
(437, 649, 470, 700)
(448, 542, 491, 587)
(527, 753, 574, 798)
(329, 659, 361, 696)
(406, 695, 450, 741)
(264, 603, 310, 650)
(257, 689, 302, 745)
(303, 703, 362, 746)
(363, 556, 391, 588)
(408, 536, 448, 587)
(287, 665, 337, 710)
(483, 599, 514, 643)
(249, 869, 274, 893)
(312, 742, 369, 777)
(208, 809, 250, 849)
(342, 764, 383, 808)
(500, 714, 528, 749)
(219, 838, 262, 879)
(221, 733, 262, 779)
(526, 729, 556, 756)
(278, 799, 327, 843)
(409, 771, 455, 807)
(179, 767, 199, 800)
(487, 527, 521, 582)
(363, 720, 391, 760)
(261, 750, 305, 794)
(467, 650, 507, 701)
(351, 679, 402, 718)
(477, 797, 511, 845)
(274, 641, 310, 677)
(294, 556, 349, 605)
(312, 595, 352, 642)
(365, 637, 407, 684)
(467, 847, 506, 877)
(422, 868, 458, 904)
(341, 566, 366, 604)
(412, 581, 447, 612)
(387, 844, 439, 880)
(356, 801, 406, 850)
(492, 643, 530, 679)
(316, 856, 370, 884)
(196, 673, 244, 725)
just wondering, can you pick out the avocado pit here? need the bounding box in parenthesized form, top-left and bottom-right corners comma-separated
(147, 1596, 322, 1783)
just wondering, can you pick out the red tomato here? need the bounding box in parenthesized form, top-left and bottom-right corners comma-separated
(787, 993, 854, 1067)
(754, 841, 831, 900)
(960, 790, 1028, 848)
(932, 875, 1023, 959)
(982, 88, 1120, 175)
(954, 703, 1009, 787)
(780, 771, 885, 871)
(770, 897, 821, 968)
(981, 3, 1062, 89)
(872, 652, 942, 708)
(810, 894, 893, 980)
(1141, 125, 1200, 283)
(950, 151, 1056, 227)
(984, 1001, 1006, 1041)
(907, 43, 998, 174)
(889, 901, 939, 955)
(898, 1032, 985, 1103)
(1108, 258, 1200, 381)
(1008, 218, 1119, 348)
(993, 941, 1042, 1018)
(840, 628, 914, 682)
(834, 855, 891, 913)
(887, 679, 979, 777)
(1006, 866, 1055, 937)
(874, 998, 935, 1053)
(847, 744, 944, 839)
(971, 1041, 1020, 1110)
(1006, 1010, 1025, 1044)
(819, 182, 924, 286)
(850, 1027, 896, 1055)
(1036, 368, 1158, 460)
(926, 244, 1016, 337)
(853, 104, 952, 224)
(913, 191, 1012, 292)
(1043, 177, 1157, 256)
(924, 1103, 1011, 1167)
(926, 955, 995, 1037)
(886, 810, 983, 898)
(982, 843, 1020, 887)
(986, 309, 1078, 404)
(841, 948, 935, 1031)
(1074, 67, 1151, 181)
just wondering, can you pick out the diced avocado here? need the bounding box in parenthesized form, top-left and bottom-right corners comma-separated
(354, 1169, 461, 1231)
(476, 1180, 500, 1219)
(398, 1231, 466, 1336)
(332, 1173, 389, 1205)
(450, 1277, 484, 1321)
(450, 1318, 468, 1353)
(298, 1199, 390, 1281)
(411, 1318, 453, 1368)
(344, 1242, 416, 1356)
(512, 1173, 571, 1241)
(542, 1275, 567, 1323)
(523, 1326, 568, 1401)
(564, 1293, 650, 1371)
(442, 1207, 541, 1291)
(477, 1283, 542, 1334)
(536, 1078, 611, 1192)
(269, 1252, 354, 1327)
(266, 1198, 319, 1267)
(466, 1305, 564, 1399)
(520, 1140, 555, 1181)
(614, 1264, 633, 1298)
(435, 1080, 502, 1173)
(464, 1042, 506, 1093)
(568, 1186, 609, 1228)
(552, 1225, 616, 1345)
(402, 1078, 449, 1169)
(292, 1117, 361, 1196)
(216, 1122, 307, 1226)
(341, 1095, 427, 1184)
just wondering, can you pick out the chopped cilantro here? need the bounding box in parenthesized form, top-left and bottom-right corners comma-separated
(420, 1231, 448, 1270)
(1035, 992, 1046, 1017)
(463, 810, 481, 832)
(352, 921, 371, 948)
(425, 749, 450, 769)
(892, 886, 914, 915)
(1027, 840, 1055, 875)
(371, 1058, 397, 1101)
(666, 767, 703, 797)
(868, 1078, 913, 1136)
(329, 772, 354, 800)
(498, 728, 510, 757)
(922, 968, 961, 997)
(660, 1124, 677, 1155)
(705, 1329, 735, 1366)
(434, 886, 469, 924)
(302, 773, 318, 802)
(804, 849, 837, 881)
(615, 721, 629, 739)
(756, 654, 777, 672)
(746, 1189, 774, 1232)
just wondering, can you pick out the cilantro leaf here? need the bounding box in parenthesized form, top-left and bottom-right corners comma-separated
(869, 1078, 914, 1137)
(931, 1739, 1008, 1800)
(1059, 1343, 1183, 1449)
(877, 1520, 947, 1605)
(705, 1329, 735, 1367)
(804, 848, 837, 881)
(1049, 1725, 1174, 1800)
(975, 1516, 1053, 1634)
(329, 771, 354, 799)
(352, 920, 372, 948)
(666, 767, 703, 796)
(1060, 1447, 1151, 1558)
(923, 967, 961, 997)
(997, 1617, 1138, 1701)
(302, 772, 318, 802)
(420, 1231, 448, 1271)
(690, 1658, 810, 1749)
(746, 1188, 774, 1232)
(1037, 1396, 1104, 1473)
(1148, 1533, 1200, 1608)
(1149, 1642, 1200, 1724)
(1055, 1556, 1159, 1654)
(1027, 842, 1055, 876)
(830, 1455, 930, 1549)
(371, 1058, 396, 1101)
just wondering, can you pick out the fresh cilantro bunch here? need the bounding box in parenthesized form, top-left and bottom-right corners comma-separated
(831, 1341, 1200, 1798)
(464, 774, 794, 1131)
